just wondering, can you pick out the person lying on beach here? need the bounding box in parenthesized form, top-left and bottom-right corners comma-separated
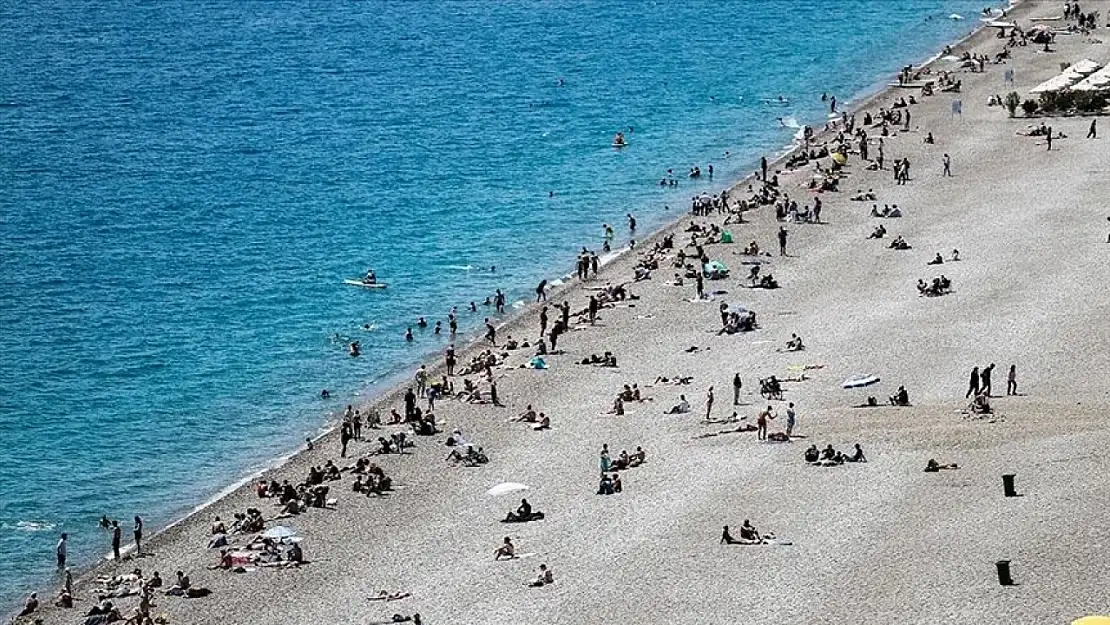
(665, 395, 691, 414)
(368, 591, 412, 602)
(924, 459, 959, 472)
(654, 376, 694, 385)
(387, 613, 422, 624)
(527, 564, 554, 587)
(494, 536, 516, 560)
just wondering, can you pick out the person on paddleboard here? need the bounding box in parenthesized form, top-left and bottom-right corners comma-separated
(364, 268, 377, 284)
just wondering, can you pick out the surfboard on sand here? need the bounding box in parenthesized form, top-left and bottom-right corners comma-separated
(344, 279, 388, 290)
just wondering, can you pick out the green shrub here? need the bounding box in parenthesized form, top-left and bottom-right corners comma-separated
(1004, 91, 1021, 117)
(1039, 92, 1059, 114)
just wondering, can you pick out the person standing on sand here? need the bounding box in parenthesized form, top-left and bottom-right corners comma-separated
(778, 226, 789, 256)
(757, 406, 775, 441)
(1007, 364, 1018, 396)
(761, 156, 768, 181)
(943, 153, 952, 177)
(588, 296, 598, 324)
(695, 273, 704, 299)
(133, 516, 143, 557)
(111, 520, 121, 560)
(561, 301, 570, 329)
(444, 346, 456, 376)
(966, 366, 980, 398)
(733, 373, 742, 405)
(485, 318, 497, 345)
(600, 444, 611, 472)
(56, 533, 67, 569)
(704, 386, 715, 421)
(785, 402, 797, 437)
(1046, 127, 1053, 151)
(340, 420, 352, 457)
(536, 280, 547, 302)
(1087, 119, 1097, 139)
(980, 363, 995, 397)
(415, 365, 428, 397)
(539, 306, 548, 338)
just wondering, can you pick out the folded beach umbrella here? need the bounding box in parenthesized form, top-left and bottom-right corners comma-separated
(842, 374, 880, 389)
(487, 482, 529, 497)
(1072, 617, 1110, 625)
(261, 525, 298, 540)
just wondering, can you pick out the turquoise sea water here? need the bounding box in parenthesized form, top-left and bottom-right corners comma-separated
(0, 0, 988, 607)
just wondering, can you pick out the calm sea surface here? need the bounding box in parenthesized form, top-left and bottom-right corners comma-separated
(0, 0, 987, 606)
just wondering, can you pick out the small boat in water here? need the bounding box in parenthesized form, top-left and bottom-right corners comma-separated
(345, 279, 387, 289)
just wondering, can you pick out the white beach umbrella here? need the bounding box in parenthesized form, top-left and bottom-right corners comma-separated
(261, 525, 298, 540)
(487, 482, 529, 497)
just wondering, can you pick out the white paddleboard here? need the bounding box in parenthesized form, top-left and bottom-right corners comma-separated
(344, 280, 388, 290)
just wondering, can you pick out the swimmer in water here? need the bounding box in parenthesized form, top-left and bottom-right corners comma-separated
(469, 302, 477, 312)
(417, 317, 428, 328)
(434, 321, 442, 335)
(405, 328, 414, 342)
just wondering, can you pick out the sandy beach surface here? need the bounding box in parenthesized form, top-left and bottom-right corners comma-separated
(21, 2, 1110, 624)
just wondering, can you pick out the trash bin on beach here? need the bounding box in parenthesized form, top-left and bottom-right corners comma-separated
(1002, 474, 1018, 497)
(996, 560, 1015, 586)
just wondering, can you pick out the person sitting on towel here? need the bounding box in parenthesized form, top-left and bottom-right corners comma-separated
(868, 224, 887, 239)
(804, 444, 820, 463)
(889, 386, 910, 406)
(928, 252, 944, 265)
(666, 395, 691, 414)
(494, 536, 516, 560)
(739, 520, 761, 543)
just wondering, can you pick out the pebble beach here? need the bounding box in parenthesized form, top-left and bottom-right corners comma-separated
(16, 1, 1110, 624)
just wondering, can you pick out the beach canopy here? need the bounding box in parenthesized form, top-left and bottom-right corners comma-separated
(1072, 618, 1110, 625)
(261, 525, 298, 540)
(487, 482, 529, 497)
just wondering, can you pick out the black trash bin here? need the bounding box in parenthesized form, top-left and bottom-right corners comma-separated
(996, 560, 1015, 586)
(1002, 474, 1018, 497)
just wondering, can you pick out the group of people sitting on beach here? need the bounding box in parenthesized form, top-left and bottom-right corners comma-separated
(512, 404, 551, 430)
(870, 204, 903, 218)
(804, 443, 867, 466)
(720, 521, 772, 545)
(917, 275, 952, 297)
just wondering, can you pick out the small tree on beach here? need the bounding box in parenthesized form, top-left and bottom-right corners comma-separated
(1004, 91, 1021, 117)
(1021, 99, 1039, 117)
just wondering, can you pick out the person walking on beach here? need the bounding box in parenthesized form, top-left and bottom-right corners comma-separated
(340, 420, 353, 457)
(704, 386, 715, 421)
(539, 306, 548, 338)
(966, 366, 980, 398)
(760, 156, 768, 181)
(111, 520, 122, 560)
(943, 153, 952, 177)
(733, 373, 742, 405)
(56, 533, 67, 569)
(980, 363, 995, 397)
(485, 318, 497, 345)
(1007, 364, 1018, 395)
(778, 226, 789, 256)
(1087, 119, 1097, 139)
(535, 280, 547, 302)
(133, 516, 143, 556)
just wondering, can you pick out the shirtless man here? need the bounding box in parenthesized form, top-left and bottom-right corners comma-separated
(494, 536, 515, 560)
(757, 406, 775, 440)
